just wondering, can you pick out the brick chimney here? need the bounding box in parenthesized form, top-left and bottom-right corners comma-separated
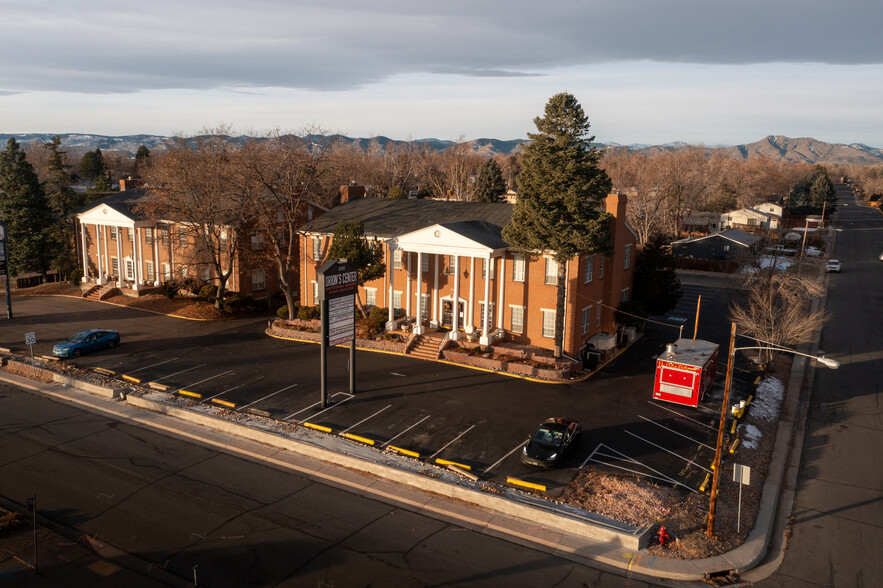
(339, 184, 366, 204)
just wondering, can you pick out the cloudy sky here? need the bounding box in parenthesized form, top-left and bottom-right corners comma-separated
(2, 0, 881, 146)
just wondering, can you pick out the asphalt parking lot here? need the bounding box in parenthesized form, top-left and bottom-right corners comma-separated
(3, 282, 755, 496)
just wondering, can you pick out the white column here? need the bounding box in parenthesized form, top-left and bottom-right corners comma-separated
(95, 224, 104, 285)
(101, 226, 109, 283)
(405, 251, 412, 317)
(479, 255, 491, 344)
(451, 255, 461, 340)
(414, 252, 425, 335)
(386, 244, 396, 329)
(80, 222, 89, 282)
(153, 227, 160, 285)
(497, 254, 506, 330)
(116, 226, 123, 284)
(466, 257, 475, 334)
(132, 227, 141, 291)
(431, 254, 439, 328)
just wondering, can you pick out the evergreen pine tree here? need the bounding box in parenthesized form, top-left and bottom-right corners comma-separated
(502, 93, 612, 357)
(0, 138, 54, 277)
(473, 159, 507, 202)
(43, 136, 83, 279)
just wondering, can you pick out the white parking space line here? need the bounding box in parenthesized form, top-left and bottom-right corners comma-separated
(587, 443, 696, 492)
(381, 415, 430, 448)
(648, 401, 717, 431)
(390, 372, 406, 377)
(239, 383, 298, 410)
(202, 381, 252, 402)
(624, 430, 712, 474)
(342, 405, 392, 433)
(484, 439, 529, 473)
(638, 415, 714, 451)
(284, 392, 354, 422)
(580, 443, 603, 468)
(149, 364, 207, 383)
(429, 425, 476, 460)
(125, 358, 179, 375)
(174, 370, 235, 392)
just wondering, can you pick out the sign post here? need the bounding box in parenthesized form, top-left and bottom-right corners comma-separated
(733, 463, 751, 534)
(0, 221, 11, 319)
(25, 331, 36, 377)
(317, 260, 358, 409)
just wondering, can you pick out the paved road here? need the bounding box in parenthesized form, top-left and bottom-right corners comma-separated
(754, 187, 883, 587)
(0, 383, 652, 587)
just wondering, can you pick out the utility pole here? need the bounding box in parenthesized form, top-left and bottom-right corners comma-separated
(707, 322, 736, 536)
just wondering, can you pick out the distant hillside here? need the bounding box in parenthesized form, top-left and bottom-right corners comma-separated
(2, 133, 881, 166)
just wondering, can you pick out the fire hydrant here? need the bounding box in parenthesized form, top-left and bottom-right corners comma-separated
(655, 525, 670, 547)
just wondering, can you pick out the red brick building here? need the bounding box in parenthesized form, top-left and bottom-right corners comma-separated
(299, 192, 636, 358)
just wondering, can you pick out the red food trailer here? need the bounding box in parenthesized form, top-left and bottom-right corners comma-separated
(653, 338, 719, 407)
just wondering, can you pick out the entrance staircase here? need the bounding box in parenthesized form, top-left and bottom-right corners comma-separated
(82, 282, 119, 302)
(406, 331, 447, 361)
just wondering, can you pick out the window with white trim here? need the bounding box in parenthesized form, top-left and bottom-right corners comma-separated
(111, 257, 119, 277)
(251, 232, 265, 251)
(421, 254, 429, 272)
(180, 266, 188, 279)
(203, 267, 211, 281)
(162, 262, 171, 280)
(420, 294, 430, 319)
(252, 269, 266, 291)
(582, 306, 592, 335)
(161, 227, 169, 245)
(624, 244, 632, 269)
(124, 258, 133, 280)
(512, 255, 525, 282)
(145, 228, 154, 244)
(393, 249, 402, 270)
(542, 309, 555, 338)
(482, 258, 495, 279)
(127, 228, 134, 242)
(599, 257, 605, 279)
(109, 226, 118, 241)
(621, 287, 630, 303)
(146, 260, 155, 282)
(393, 291, 402, 310)
(584, 256, 593, 283)
(596, 302, 602, 327)
(178, 227, 187, 247)
(311, 281, 318, 304)
(510, 306, 524, 334)
(479, 302, 495, 326)
(365, 288, 376, 307)
(544, 258, 557, 285)
(312, 237, 321, 259)
(446, 255, 456, 275)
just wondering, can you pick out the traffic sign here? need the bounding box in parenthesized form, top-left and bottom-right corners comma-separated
(25, 332, 36, 345)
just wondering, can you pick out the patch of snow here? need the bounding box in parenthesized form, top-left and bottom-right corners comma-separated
(752, 377, 784, 421)
(742, 423, 762, 449)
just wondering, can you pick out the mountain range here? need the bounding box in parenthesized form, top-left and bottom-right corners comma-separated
(2, 133, 881, 166)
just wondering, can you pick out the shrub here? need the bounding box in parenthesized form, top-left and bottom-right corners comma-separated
(160, 280, 180, 298)
(198, 284, 217, 300)
(69, 269, 83, 285)
(297, 305, 319, 320)
(181, 277, 203, 295)
(222, 293, 255, 313)
(277, 305, 289, 319)
(869, 193, 881, 202)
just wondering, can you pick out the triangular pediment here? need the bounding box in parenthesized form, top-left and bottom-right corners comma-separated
(395, 222, 506, 257)
(78, 203, 137, 226)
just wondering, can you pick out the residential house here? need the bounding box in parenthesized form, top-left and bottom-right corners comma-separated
(299, 192, 637, 358)
(671, 228, 761, 261)
(720, 203, 782, 231)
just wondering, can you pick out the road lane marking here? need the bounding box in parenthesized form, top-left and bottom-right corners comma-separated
(624, 430, 713, 474)
(429, 425, 476, 460)
(284, 392, 354, 422)
(125, 357, 179, 375)
(381, 415, 430, 448)
(149, 364, 207, 383)
(638, 415, 714, 451)
(342, 405, 391, 433)
(485, 439, 530, 473)
(238, 383, 298, 410)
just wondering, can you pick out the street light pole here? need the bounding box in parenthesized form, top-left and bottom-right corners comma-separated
(707, 322, 736, 536)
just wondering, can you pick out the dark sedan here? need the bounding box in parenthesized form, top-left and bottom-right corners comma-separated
(521, 417, 581, 468)
(52, 329, 120, 358)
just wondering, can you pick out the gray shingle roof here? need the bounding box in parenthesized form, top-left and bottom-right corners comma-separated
(78, 188, 157, 221)
(301, 197, 513, 241)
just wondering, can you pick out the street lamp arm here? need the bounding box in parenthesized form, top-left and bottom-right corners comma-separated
(731, 346, 840, 369)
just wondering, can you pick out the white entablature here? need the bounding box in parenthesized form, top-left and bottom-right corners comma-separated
(393, 222, 507, 259)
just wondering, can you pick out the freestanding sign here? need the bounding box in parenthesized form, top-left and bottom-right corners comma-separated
(733, 463, 751, 534)
(317, 260, 358, 408)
